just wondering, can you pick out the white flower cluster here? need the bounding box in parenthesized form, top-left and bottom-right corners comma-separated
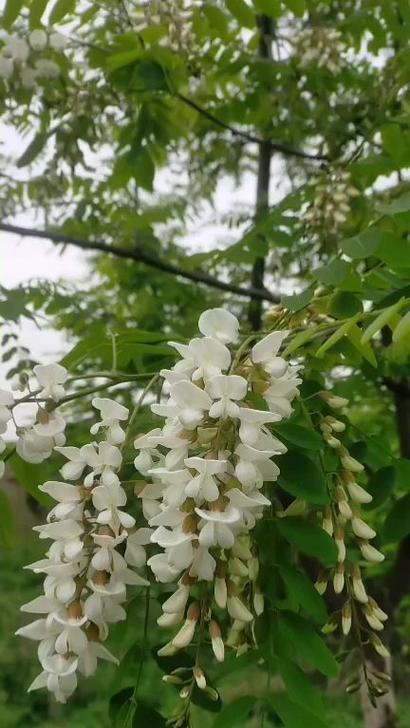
(296, 26, 345, 74)
(134, 308, 302, 658)
(305, 170, 359, 237)
(0, 364, 69, 476)
(316, 392, 389, 658)
(0, 30, 66, 87)
(16, 398, 150, 703)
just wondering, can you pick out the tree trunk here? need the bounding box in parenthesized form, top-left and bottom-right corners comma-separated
(361, 379, 410, 728)
(248, 15, 273, 331)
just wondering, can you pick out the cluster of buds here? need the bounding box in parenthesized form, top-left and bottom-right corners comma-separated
(133, 308, 302, 678)
(295, 26, 345, 74)
(140, 0, 197, 55)
(0, 29, 66, 88)
(304, 169, 359, 238)
(16, 398, 150, 703)
(315, 391, 389, 693)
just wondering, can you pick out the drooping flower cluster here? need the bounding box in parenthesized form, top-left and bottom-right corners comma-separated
(305, 169, 359, 238)
(16, 398, 150, 703)
(295, 26, 345, 74)
(315, 392, 389, 673)
(133, 308, 302, 660)
(0, 30, 66, 88)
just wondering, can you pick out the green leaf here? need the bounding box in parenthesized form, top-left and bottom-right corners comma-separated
(17, 133, 48, 168)
(340, 229, 383, 259)
(361, 299, 404, 344)
(279, 566, 327, 624)
(329, 292, 363, 319)
(3, 0, 24, 28)
(203, 4, 230, 36)
(29, 0, 49, 27)
(132, 147, 155, 191)
(283, 327, 317, 356)
(384, 493, 410, 542)
(315, 314, 360, 358)
(274, 423, 323, 451)
(277, 612, 339, 678)
(284, 0, 306, 16)
(9, 455, 53, 506)
(278, 452, 328, 504)
(278, 658, 326, 718)
(62, 329, 172, 368)
(393, 310, 410, 343)
(109, 690, 166, 727)
(252, 0, 282, 17)
(0, 490, 16, 547)
(212, 696, 256, 728)
(282, 287, 313, 312)
(313, 259, 351, 286)
(347, 324, 377, 367)
(378, 191, 410, 214)
(225, 0, 255, 28)
(277, 517, 337, 564)
(106, 49, 142, 72)
(49, 0, 76, 23)
(270, 694, 328, 728)
(365, 466, 396, 510)
(377, 235, 410, 269)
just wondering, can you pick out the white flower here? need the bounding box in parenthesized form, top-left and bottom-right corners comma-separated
(17, 430, 55, 463)
(3, 36, 29, 62)
(189, 337, 231, 382)
(29, 29, 48, 51)
(91, 398, 129, 444)
(0, 389, 13, 424)
(83, 442, 122, 487)
(184, 457, 228, 501)
(251, 331, 289, 370)
(195, 505, 241, 549)
(28, 654, 78, 703)
(235, 443, 280, 489)
(198, 308, 240, 344)
(33, 411, 66, 438)
(227, 488, 270, 528)
(20, 66, 36, 88)
(49, 32, 68, 51)
(34, 58, 60, 78)
(189, 546, 216, 581)
(34, 363, 67, 400)
(238, 407, 280, 446)
(0, 55, 13, 79)
(207, 374, 247, 419)
(152, 380, 212, 429)
(55, 445, 89, 480)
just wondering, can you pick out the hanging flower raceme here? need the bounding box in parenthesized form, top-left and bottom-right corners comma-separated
(16, 398, 150, 703)
(295, 26, 345, 74)
(0, 29, 66, 88)
(315, 392, 389, 697)
(133, 308, 302, 667)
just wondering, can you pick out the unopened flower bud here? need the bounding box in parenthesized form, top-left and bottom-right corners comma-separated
(336, 486, 352, 519)
(227, 596, 253, 623)
(209, 620, 224, 662)
(157, 611, 183, 628)
(351, 514, 376, 540)
(214, 577, 227, 608)
(171, 603, 200, 649)
(351, 565, 368, 603)
(162, 585, 190, 614)
(363, 604, 384, 631)
(253, 589, 264, 616)
(342, 602, 352, 635)
(193, 666, 206, 690)
(322, 506, 334, 536)
(360, 541, 384, 563)
(340, 454, 364, 473)
(315, 571, 328, 595)
(333, 564, 345, 594)
(371, 634, 390, 658)
(229, 557, 248, 578)
(345, 480, 372, 504)
(334, 526, 346, 562)
(320, 392, 349, 409)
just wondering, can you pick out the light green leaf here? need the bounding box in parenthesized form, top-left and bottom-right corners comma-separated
(284, 0, 306, 16)
(393, 310, 410, 343)
(340, 229, 383, 259)
(203, 4, 230, 36)
(252, 0, 282, 17)
(29, 0, 49, 27)
(313, 259, 351, 286)
(283, 327, 317, 356)
(315, 314, 360, 358)
(277, 517, 337, 565)
(132, 147, 155, 191)
(282, 287, 313, 312)
(269, 694, 327, 728)
(378, 191, 410, 214)
(361, 299, 404, 344)
(3, 0, 24, 28)
(49, 0, 76, 23)
(225, 0, 255, 28)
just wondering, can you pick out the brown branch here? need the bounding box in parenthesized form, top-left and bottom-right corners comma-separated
(177, 93, 329, 162)
(0, 222, 279, 303)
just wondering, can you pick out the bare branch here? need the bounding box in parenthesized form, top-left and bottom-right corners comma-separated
(0, 222, 280, 303)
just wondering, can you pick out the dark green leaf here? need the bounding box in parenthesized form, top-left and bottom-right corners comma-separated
(279, 658, 326, 718)
(9, 455, 53, 506)
(384, 493, 410, 542)
(277, 518, 337, 565)
(270, 694, 328, 728)
(252, 0, 282, 17)
(277, 612, 339, 677)
(274, 423, 323, 451)
(29, 0, 49, 26)
(284, 0, 306, 16)
(279, 565, 327, 624)
(378, 191, 410, 214)
(132, 147, 155, 191)
(17, 133, 48, 168)
(313, 259, 351, 286)
(0, 490, 16, 547)
(329, 292, 363, 319)
(212, 696, 256, 727)
(282, 287, 313, 312)
(278, 452, 329, 505)
(365, 466, 396, 510)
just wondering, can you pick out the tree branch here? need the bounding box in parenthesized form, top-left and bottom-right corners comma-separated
(177, 93, 329, 162)
(0, 222, 280, 303)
